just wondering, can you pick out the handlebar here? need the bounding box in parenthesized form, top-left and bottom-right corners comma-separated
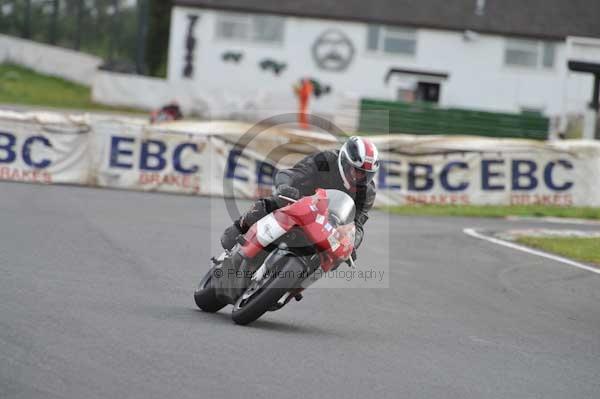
(277, 195, 298, 204)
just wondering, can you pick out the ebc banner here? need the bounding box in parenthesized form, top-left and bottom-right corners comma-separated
(375, 139, 600, 207)
(93, 120, 210, 195)
(2, 111, 600, 207)
(0, 113, 91, 185)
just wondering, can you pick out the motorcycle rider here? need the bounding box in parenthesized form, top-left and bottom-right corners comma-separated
(221, 136, 380, 260)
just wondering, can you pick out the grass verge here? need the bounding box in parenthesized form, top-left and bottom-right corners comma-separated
(515, 236, 600, 265)
(0, 63, 144, 114)
(385, 205, 600, 220)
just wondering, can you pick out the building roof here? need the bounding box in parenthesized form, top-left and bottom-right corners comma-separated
(175, 0, 600, 40)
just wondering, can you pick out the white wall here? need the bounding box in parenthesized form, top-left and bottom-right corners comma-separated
(0, 34, 102, 86)
(92, 70, 217, 117)
(92, 70, 172, 110)
(168, 6, 596, 118)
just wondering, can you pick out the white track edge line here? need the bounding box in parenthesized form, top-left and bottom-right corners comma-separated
(504, 216, 600, 226)
(463, 228, 600, 275)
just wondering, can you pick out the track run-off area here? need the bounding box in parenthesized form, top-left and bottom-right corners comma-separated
(1, 181, 600, 398)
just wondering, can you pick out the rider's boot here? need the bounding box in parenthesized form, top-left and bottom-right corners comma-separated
(220, 199, 273, 251)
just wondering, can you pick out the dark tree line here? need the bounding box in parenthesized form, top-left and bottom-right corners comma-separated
(0, 0, 172, 77)
(145, 0, 172, 77)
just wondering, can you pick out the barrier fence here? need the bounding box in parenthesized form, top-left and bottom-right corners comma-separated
(0, 110, 599, 207)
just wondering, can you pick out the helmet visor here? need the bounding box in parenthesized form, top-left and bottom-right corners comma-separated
(341, 152, 376, 187)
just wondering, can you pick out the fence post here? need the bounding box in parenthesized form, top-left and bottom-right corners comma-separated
(74, 0, 83, 51)
(22, 0, 32, 39)
(49, 0, 59, 45)
(108, 0, 120, 63)
(136, 0, 149, 74)
(594, 75, 600, 140)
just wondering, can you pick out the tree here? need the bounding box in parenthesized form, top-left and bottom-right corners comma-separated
(0, 0, 141, 72)
(145, 0, 172, 77)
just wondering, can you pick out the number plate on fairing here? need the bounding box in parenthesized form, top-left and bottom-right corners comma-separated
(256, 214, 287, 246)
(327, 233, 340, 251)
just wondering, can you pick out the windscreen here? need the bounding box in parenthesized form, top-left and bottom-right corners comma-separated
(325, 189, 356, 225)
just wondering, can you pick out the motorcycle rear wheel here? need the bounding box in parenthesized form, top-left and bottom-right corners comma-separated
(231, 258, 305, 325)
(194, 267, 227, 313)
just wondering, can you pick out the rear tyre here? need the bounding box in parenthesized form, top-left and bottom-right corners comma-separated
(231, 258, 304, 326)
(194, 267, 227, 313)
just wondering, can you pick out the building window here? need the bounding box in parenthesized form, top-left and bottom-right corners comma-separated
(367, 25, 417, 56)
(505, 39, 555, 68)
(541, 43, 555, 68)
(215, 13, 285, 44)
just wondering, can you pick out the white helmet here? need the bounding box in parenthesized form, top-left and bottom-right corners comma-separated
(338, 136, 380, 190)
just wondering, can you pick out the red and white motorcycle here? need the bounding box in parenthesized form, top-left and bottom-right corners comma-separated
(194, 188, 356, 325)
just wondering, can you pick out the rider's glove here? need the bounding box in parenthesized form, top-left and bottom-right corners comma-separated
(275, 184, 300, 207)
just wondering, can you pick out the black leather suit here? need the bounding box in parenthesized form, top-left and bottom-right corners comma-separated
(223, 150, 377, 253)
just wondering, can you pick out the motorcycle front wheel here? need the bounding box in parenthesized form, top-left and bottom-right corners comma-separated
(231, 257, 305, 326)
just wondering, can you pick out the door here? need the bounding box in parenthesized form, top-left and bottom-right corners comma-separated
(415, 82, 441, 103)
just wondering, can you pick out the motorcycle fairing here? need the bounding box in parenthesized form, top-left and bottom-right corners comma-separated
(240, 189, 355, 272)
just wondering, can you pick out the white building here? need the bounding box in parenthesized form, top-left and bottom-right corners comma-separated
(166, 0, 600, 128)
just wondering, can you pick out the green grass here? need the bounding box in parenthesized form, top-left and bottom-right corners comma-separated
(515, 236, 600, 265)
(0, 63, 144, 114)
(386, 205, 600, 220)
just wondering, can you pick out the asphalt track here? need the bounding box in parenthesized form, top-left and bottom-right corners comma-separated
(1, 181, 600, 399)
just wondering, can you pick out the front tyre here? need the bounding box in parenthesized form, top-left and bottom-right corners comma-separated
(231, 258, 305, 326)
(194, 267, 226, 313)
